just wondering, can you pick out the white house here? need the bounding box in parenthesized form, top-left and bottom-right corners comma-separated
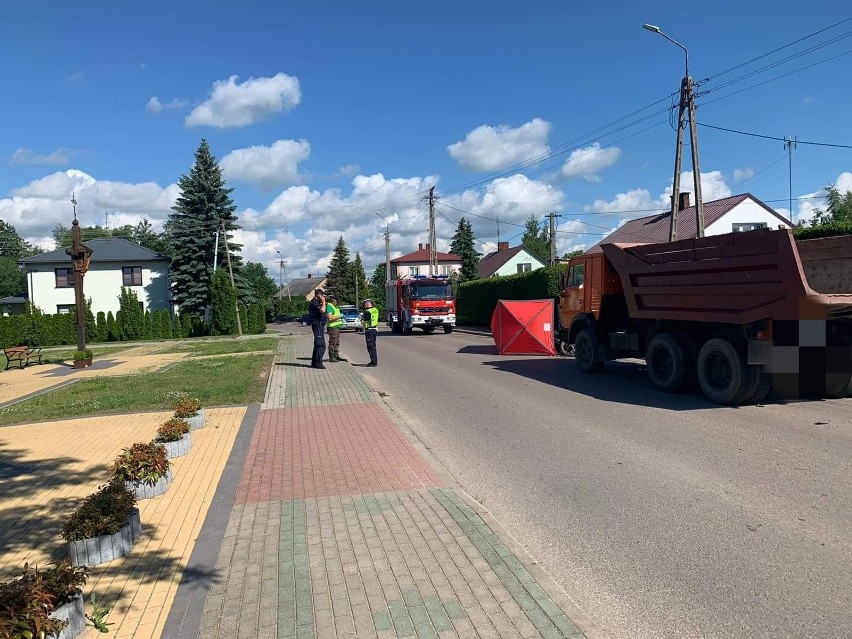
(389, 243, 461, 279)
(588, 193, 792, 252)
(19, 238, 171, 316)
(478, 242, 547, 278)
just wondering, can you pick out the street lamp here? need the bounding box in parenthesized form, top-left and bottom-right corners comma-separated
(642, 22, 704, 240)
(276, 250, 291, 302)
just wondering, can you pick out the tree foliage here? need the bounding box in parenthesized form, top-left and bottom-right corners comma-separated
(242, 262, 278, 308)
(449, 217, 480, 282)
(325, 236, 352, 303)
(166, 139, 243, 317)
(0, 221, 41, 298)
(369, 264, 387, 309)
(210, 269, 238, 335)
(350, 253, 369, 304)
(117, 287, 145, 341)
(810, 185, 852, 227)
(521, 214, 550, 263)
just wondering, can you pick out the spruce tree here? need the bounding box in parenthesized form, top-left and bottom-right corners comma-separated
(369, 264, 387, 309)
(167, 139, 243, 317)
(350, 253, 369, 305)
(449, 218, 480, 282)
(325, 236, 352, 303)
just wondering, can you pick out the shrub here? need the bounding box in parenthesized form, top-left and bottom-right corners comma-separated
(180, 312, 192, 338)
(72, 350, 92, 361)
(155, 418, 190, 443)
(61, 481, 137, 541)
(117, 287, 145, 340)
(106, 311, 118, 342)
(174, 396, 201, 418)
(211, 269, 238, 335)
(112, 442, 169, 486)
(0, 560, 89, 639)
(793, 221, 852, 240)
(96, 311, 108, 342)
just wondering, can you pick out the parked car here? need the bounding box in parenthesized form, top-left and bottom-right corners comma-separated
(339, 305, 363, 331)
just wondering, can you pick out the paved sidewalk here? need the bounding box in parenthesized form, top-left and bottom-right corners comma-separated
(163, 335, 593, 639)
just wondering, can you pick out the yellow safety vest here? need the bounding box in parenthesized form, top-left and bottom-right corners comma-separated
(326, 302, 344, 328)
(366, 307, 379, 328)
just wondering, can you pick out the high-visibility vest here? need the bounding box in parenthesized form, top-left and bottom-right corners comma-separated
(326, 302, 344, 328)
(366, 307, 379, 328)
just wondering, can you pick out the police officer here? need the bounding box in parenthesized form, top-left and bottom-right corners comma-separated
(325, 296, 347, 363)
(308, 288, 327, 368)
(361, 298, 379, 367)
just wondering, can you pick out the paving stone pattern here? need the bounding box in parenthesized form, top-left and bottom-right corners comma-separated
(173, 334, 587, 638)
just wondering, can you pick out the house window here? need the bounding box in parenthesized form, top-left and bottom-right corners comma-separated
(57, 304, 75, 314)
(55, 268, 74, 288)
(440, 265, 449, 276)
(732, 222, 768, 233)
(408, 266, 418, 276)
(123, 266, 143, 286)
(517, 263, 532, 274)
(139, 302, 144, 312)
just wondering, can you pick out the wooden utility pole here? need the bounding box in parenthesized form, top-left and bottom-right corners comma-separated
(384, 225, 391, 283)
(668, 75, 704, 241)
(428, 187, 437, 276)
(66, 193, 93, 360)
(221, 219, 243, 336)
(547, 211, 561, 266)
(784, 135, 797, 222)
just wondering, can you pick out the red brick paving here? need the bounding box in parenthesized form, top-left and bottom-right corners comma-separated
(235, 404, 441, 503)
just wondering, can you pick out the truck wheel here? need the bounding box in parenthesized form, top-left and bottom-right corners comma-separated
(391, 321, 402, 334)
(824, 372, 852, 398)
(575, 329, 604, 373)
(646, 333, 687, 393)
(443, 325, 453, 334)
(558, 339, 573, 357)
(697, 338, 747, 405)
(750, 371, 773, 404)
(735, 365, 762, 404)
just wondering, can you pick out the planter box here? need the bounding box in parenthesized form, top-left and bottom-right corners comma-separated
(160, 432, 192, 459)
(125, 468, 173, 500)
(50, 593, 86, 639)
(68, 508, 141, 567)
(182, 408, 206, 431)
(72, 358, 92, 369)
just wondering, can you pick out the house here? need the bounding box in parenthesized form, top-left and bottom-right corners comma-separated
(0, 296, 27, 316)
(274, 274, 328, 301)
(588, 193, 792, 252)
(18, 238, 171, 316)
(390, 243, 461, 279)
(478, 242, 547, 278)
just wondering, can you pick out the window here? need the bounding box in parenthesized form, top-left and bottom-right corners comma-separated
(123, 266, 143, 286)
(568, 264, 585, 287)
(408, 266, 418, 276)
(517, 263, 532, 274)
(139, 302, 144, 312)
(440, 265, 449, 276)
(57, 304, 75, 314)
(732, 222, 768, 233)
(55, 268, 74, 288)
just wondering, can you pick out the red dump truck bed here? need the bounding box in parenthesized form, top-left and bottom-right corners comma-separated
(599, 228, 852, 324)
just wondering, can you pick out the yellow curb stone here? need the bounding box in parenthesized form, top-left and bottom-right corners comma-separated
(0, 406, 246, 639)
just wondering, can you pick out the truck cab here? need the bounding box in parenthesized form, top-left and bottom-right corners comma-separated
(386, 276, 456, 334)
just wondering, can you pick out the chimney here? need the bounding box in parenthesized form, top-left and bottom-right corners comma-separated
(307, 274, 312, 279)
(425, 243, 430, 251)
(678, 192, 691, 211)
(497, 241, 509, 251)
(418, 243, 423, 250)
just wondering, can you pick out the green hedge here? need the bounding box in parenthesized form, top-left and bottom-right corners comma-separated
(793, 222, 852, 240)
(457, 265, 566, 326)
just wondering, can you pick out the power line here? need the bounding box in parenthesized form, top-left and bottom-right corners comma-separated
(699, 122, 852, 149)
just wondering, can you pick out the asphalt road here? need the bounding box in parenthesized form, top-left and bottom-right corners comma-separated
(337, 327, 852, 639)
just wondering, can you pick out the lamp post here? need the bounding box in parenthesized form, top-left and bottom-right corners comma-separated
(276, 250, 291, 302)
(375, 211, 391, 283)
(643, 23, 705, 241)
(65, 193, 93, 363)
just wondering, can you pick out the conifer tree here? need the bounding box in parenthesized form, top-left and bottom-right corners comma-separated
(211, 269, 238, 335)
(106, 311, 118, 341)
(325, 236, 352, 303)
(369, 264, 387, 309)
(167, 139, 244, 317)
(350, 253, 369, 305)
(521, 214, 549, 263)
(449, 217, 480, 282)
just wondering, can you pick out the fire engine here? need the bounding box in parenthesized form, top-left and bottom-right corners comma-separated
(385, 276, 456, 334)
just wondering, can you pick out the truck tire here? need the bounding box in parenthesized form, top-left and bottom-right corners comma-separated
(697, 338, 747, 405)
(735, 365, 762, 404)
(391, 321, 402, 334)
(558, 338, 573, 357)
(646, 333, 687, 393)
(824, 372, 852, 399)
(575, 329, 604, 373)
(443, 325, 453, 334)
(750, 371, 773, 404)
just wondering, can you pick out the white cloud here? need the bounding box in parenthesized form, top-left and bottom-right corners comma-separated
(559, 143, 622, 182)
(220, 139, 310, 190)
(335, 164, 360, 178)
(2, 169, 178, 245)
(585, 188, 656, 214)
(447, 118, 551, 172)
(185, 73, 301, 129)
(733, 167, 754, 183)
(586, 170, 733, 215)
(10, 148, 75, 166)
(146, 96, 187, 113)
(795, 171, 852, 224)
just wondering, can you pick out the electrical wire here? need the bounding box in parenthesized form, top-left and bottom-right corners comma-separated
(699, 123, 852, 149)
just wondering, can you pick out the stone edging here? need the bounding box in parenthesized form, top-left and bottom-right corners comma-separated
(126, 468, 173, 500)
(51, 593, 86, 639)
(68, 508, 142, 567)
(161, 432, 192, 458)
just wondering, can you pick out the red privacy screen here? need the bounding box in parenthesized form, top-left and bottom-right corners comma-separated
(490, 299, 556, 356)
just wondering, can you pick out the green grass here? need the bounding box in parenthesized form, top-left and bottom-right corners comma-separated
(0, 353, 273, 425)
(157, 336, 278, 356)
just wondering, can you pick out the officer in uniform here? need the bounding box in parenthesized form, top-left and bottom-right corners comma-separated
(325, 296, 347, 362)
(308, 288, 327, 368)
(361, 298, 379, 367)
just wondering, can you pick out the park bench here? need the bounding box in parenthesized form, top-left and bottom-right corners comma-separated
(3, 346, 43, 371)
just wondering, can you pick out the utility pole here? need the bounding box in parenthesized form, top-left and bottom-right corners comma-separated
(375, 211, 392, 283)
(496, 216, 501, 245)
(282, 261, 291, 301)
(547, 211, 561, 266)
(784, 135, 797, 223)
(221, 219, 243, 336)
(428, 187, 437, 276)
(104, 209, 110, 233)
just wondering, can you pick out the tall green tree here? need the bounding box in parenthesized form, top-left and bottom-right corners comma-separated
(0, 221, 35, 258)
(131, 219, 171, 256)
(349, 253, 369, 305)
(242, 262, 278, 308)
(52, 223, 113, 248)
(166, 139, 243, 316)
(0, 221, 40, 298)
(369, 264, 387, 309)
(117, 287, 145, 340)
(449, 217, 480, 282)
(810, 185, 852, 226)
(521, 214, 549, 263)
(210, 269, 238, 335)
(325, 236, 352, 303)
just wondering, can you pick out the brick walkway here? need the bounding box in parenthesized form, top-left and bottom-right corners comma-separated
(163, 334, 592, 639)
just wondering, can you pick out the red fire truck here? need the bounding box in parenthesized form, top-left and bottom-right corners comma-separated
(385, 276, 456, 334)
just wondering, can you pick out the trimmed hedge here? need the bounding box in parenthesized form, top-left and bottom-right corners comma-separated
(793, 222, 852, 240)
(457, 265, 566, 326)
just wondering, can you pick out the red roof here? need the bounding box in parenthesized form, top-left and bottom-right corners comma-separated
(391, 248, 461, 264)
(587, 193, 790, 253)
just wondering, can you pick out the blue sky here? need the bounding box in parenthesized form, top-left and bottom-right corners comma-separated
(1, 0, 850, 276)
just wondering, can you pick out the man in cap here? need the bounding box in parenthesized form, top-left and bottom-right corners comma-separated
(308, 288, 328, 368)
(361, 298, 379, 367)
(325, 295, 347, 362)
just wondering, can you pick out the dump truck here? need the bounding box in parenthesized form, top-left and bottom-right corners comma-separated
(556, 228, 852, 404)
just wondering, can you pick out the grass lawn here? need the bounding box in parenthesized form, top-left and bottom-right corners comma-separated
(158, 336, 278, 356)
(0, 353, 272, 425)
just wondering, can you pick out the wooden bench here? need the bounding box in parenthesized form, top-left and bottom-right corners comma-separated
(3, 346, 43, 371)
